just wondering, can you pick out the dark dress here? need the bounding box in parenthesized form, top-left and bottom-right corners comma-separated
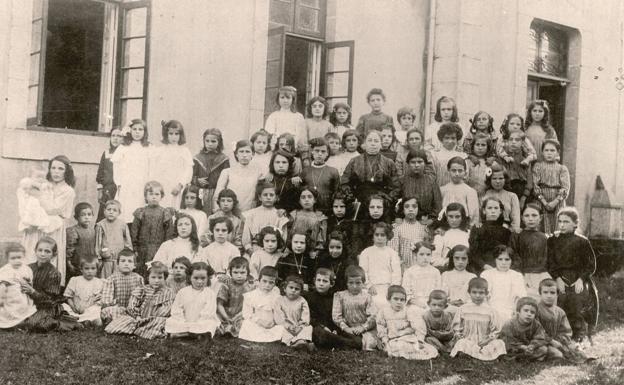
(192, 150, 230, 215)
(468, 220, 511, 273)
(131, 206, 175, 276)
(399, 172, 443, 220)
(23, 262, 80, 332)
(273, 174, 299, 213)
(96, 148, 118, 222)
(315, 252, 356, 292)
(304, 289, 361, 349)
(276, 251, 316, 288)
(66, 224, 97, 280)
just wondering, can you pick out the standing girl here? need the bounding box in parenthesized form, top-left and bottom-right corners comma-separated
(497, 127, 535, 205)
(165, 262, 220, 339)
(390, 197, 430, 270)
(329, 102, 353, 139)
(269, 150, 300, 213)
(440, 157, 480, 226)
(379, 125, 398, 162)
(398, 149, 442, 221)
(66, 202, 97, 280)
(179, 185, 209, 245)
(288, 187, 327, 257)
(299, 96, 334, 162)
(273, 133, 303, 176)
(326, 190, 353, 237)
(468, 197, 511, 274)
(150, 120, 193, 209)
(441, 245, 476, 308)
(532, 139, 570, 234)
(153, 213, 199, 272)
(431, 203, 470, 268)
(96, 128, 124, 221)
(426, 96, 459, 151)
(250, 226, 286, 280)
(95, 200, 133, 279)
(462, 111, 497, 155)
(22, 155, 76, 281)
(112, 119, 152, 224)
(396, 129, 436, 177)
(217, 257, 256, 337)
(241, 182, 289, 255)
(465, 133, 494, 199)
(525, 100, 558, 161)
(208, 189, 244, 251)
(483, 164, 521, 232)
(249, 129, 272, 179)
(264, 86, 306, 148)
(300, 138, 340, 214)
(192, 128, 230, 216)
(214, 140, 263, 212)
(325, 129, 360, 177)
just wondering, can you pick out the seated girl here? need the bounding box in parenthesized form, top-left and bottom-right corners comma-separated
(0, 243, 36, 329)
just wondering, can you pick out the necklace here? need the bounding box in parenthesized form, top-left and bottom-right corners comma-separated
(365, 154, 379, 182)
(293, 253, 304, 275)
(311, 166, 325, 191)
(275, 175, 288, 195)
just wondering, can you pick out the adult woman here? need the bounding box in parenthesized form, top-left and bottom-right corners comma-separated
(96, 128, 124, 221)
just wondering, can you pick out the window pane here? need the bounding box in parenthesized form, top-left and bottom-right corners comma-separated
(528, 27, 539, 73)
(29, 53, 40, 85)
(270, 0, 293, 26)
(326, 47, 349, 72)
(121, 99, 143, 122)
(325, 72, 349, 97)
(296, 6, 320, 34)
(121, 68, 144, 97)
(124, 7, 147, 37)
(540, 30, 567, 77)
(31, 19, 42, 53)
(123, 37, 145, 67)
(300, 0, 320, 8)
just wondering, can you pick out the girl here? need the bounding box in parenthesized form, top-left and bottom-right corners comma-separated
(431, 123, 467, 187)
(423, 290, 456, 353)
(241, 182, 289, 255)
(213, 140, 263, 212)
(165, 262, 220, 339)
(481, 246, 526, 326)
(239, 265, 284, 342)
(500, 297, 549, 361)
(208, 189, 244, 251)
(431, 203, 470, 268)
(95, 200, 133, 279)
(547, 207, 597, 341)
(277, 232, 316, 289)
(21, 155, 76, 281)
(112, 119, 152, 223)
(0, 243, 36, 328)
(217, 257, 256, 337)
(496, 114, 537, 187)
(510, 203, 549, 298)
(525, 100, 558, 161)
(358, 222, 401, 307)
(441, 245, 476, 308)
(377, 285, 439, 360)
(195, 217, 240, 278)
(450, 277, 506, 360)
(273, 133, 303, 176)
(325, 129, 360, 177)
(268, 149, 300, 213)
(346, 194, 390, 261)
(131, 181, 175, 276)
(402, 242, 441, 311)
(395, 106, 417, 144)
(250, 226, 286, 280)
(99, 248, 144, 325)
(166, 256, 191, 295)
(153, 213, 199, 272)
(326, 190, 354, 237)
(96, 128, 124, 221)
(331, 265, 378, 351)
(300, 96, 334, 161)
(329, 102, 352, 139)
(483, 163, 521, 232)
(398, 149, 442, 221)
(179, 185, 209, 245)
(264, 85, 305, 148)
(66, 202, 97, 280)
(497, 128, 535, 205)
(462, 111, 497, 155)
(300, 138, 341, 214)
(440, 157, 480, 226)
(274, 275, 314, 349)
(288, 186, 327, 257)
(315, 231, 354, 292)
(533, 139, 570, 234)
(355, 88, 394, 138)
(149, 120, 193, 209)
(105, 261, 175, 339)
(22, 237, 81, 332)
(341, 130, 400, 216)
(62, 260, 103, 326)
(426, 96, 459, 151)
(468, 197, 511, 273)
(379, 125, 398, 162)
(390, 197, 430, 269)
(465, 133, 494, 199)
(192, 128, 230, 216)
(249, 129, 272, 179)
(396, 129, 436, 177)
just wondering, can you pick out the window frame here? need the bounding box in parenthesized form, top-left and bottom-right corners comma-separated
(528, 20, 570, 83)
(269, 0, 326, 39)
(321, 40, 355, 108)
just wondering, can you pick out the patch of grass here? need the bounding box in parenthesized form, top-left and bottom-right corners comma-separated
(1, 276, 623, 385)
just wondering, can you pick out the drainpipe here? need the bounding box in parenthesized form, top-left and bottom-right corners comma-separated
(423, 0, 437, 128)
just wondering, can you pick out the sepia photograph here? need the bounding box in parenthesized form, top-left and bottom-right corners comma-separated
(0, 0, 623, 384)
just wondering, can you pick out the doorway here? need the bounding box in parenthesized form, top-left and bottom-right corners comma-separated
(526, 77, 567, 148)
(283, 35, 321, 114)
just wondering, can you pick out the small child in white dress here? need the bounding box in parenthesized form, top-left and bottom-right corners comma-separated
(239, 266, 284, 342)
(63, 260, 104, 326)
(274, 275, 314, 349)
(402, 242, 441, 311)
(165, 262, 221, 338)
(441, 245, 476, 310)
(0, 243, 36, 329)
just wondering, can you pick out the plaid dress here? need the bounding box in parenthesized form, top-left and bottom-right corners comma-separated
(389, 221, 430, 270)
(105, 285, 175, 339)
(100, 271, 143, 324)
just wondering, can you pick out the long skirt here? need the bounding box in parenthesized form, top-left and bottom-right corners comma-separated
(386, 335, 439, 360)
(165, 317, 221, 335)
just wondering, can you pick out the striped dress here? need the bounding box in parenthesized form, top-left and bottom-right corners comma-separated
(450, 302, 506, 360)
(331, 290, 378, 350)
(389, 220, 430, 270)
(100, 271, 144, 324)
(377, 306, 438, 360)
(532, 160, 570, 234)
(105, 284, 175, 339)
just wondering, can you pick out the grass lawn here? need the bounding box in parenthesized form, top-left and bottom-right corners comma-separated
(2, 276, 623, 385)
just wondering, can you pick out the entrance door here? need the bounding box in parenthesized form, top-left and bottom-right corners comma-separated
(526, 77, 567, 152)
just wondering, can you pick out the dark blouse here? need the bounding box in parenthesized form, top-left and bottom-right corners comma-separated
(315, 252, 356, 292)
(547, 233, 596, 284)
(399, 172, 442, 219)
(276, 251, 316, 287)
(192, 151, 230, 189)
(28, 262, 63, 309)
(509, 229, 548, 274)
(468, 221, 511, 273)
(340, 153, 400, 212)
(273, 174, 300, 213)
(304, 289, 338, 331)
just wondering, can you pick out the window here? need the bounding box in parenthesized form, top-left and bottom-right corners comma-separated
(528, 21, 568, 79)
(269, 0, 326, 39)
(28, 0, 150, 132)
(321, 41, 354, 108)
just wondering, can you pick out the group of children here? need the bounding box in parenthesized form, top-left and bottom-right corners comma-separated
(1, 86, 595, 364)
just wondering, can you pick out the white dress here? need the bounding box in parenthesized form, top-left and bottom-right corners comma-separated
(402, 264, 441, 310)
(153, 237, 197, 273)
(481, 269, 526, 327)
(264, 109, 306, 147)
(431, 229, 469, 267)
(165, 286, 221, 335)
(194, 241, 240, 274)
(359, 246, 401, 308)
(0, 264, 36, 328)
(179, 208, 209, 241)
(249, 151, 272, 180)
(214, 163, 263, 212)
(441, 269, 477, 305)
(149, 144, 193, 209)
(112, 141, 152, 223)
(239, 288, 284, 342)
(62, 276, 104, 322)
